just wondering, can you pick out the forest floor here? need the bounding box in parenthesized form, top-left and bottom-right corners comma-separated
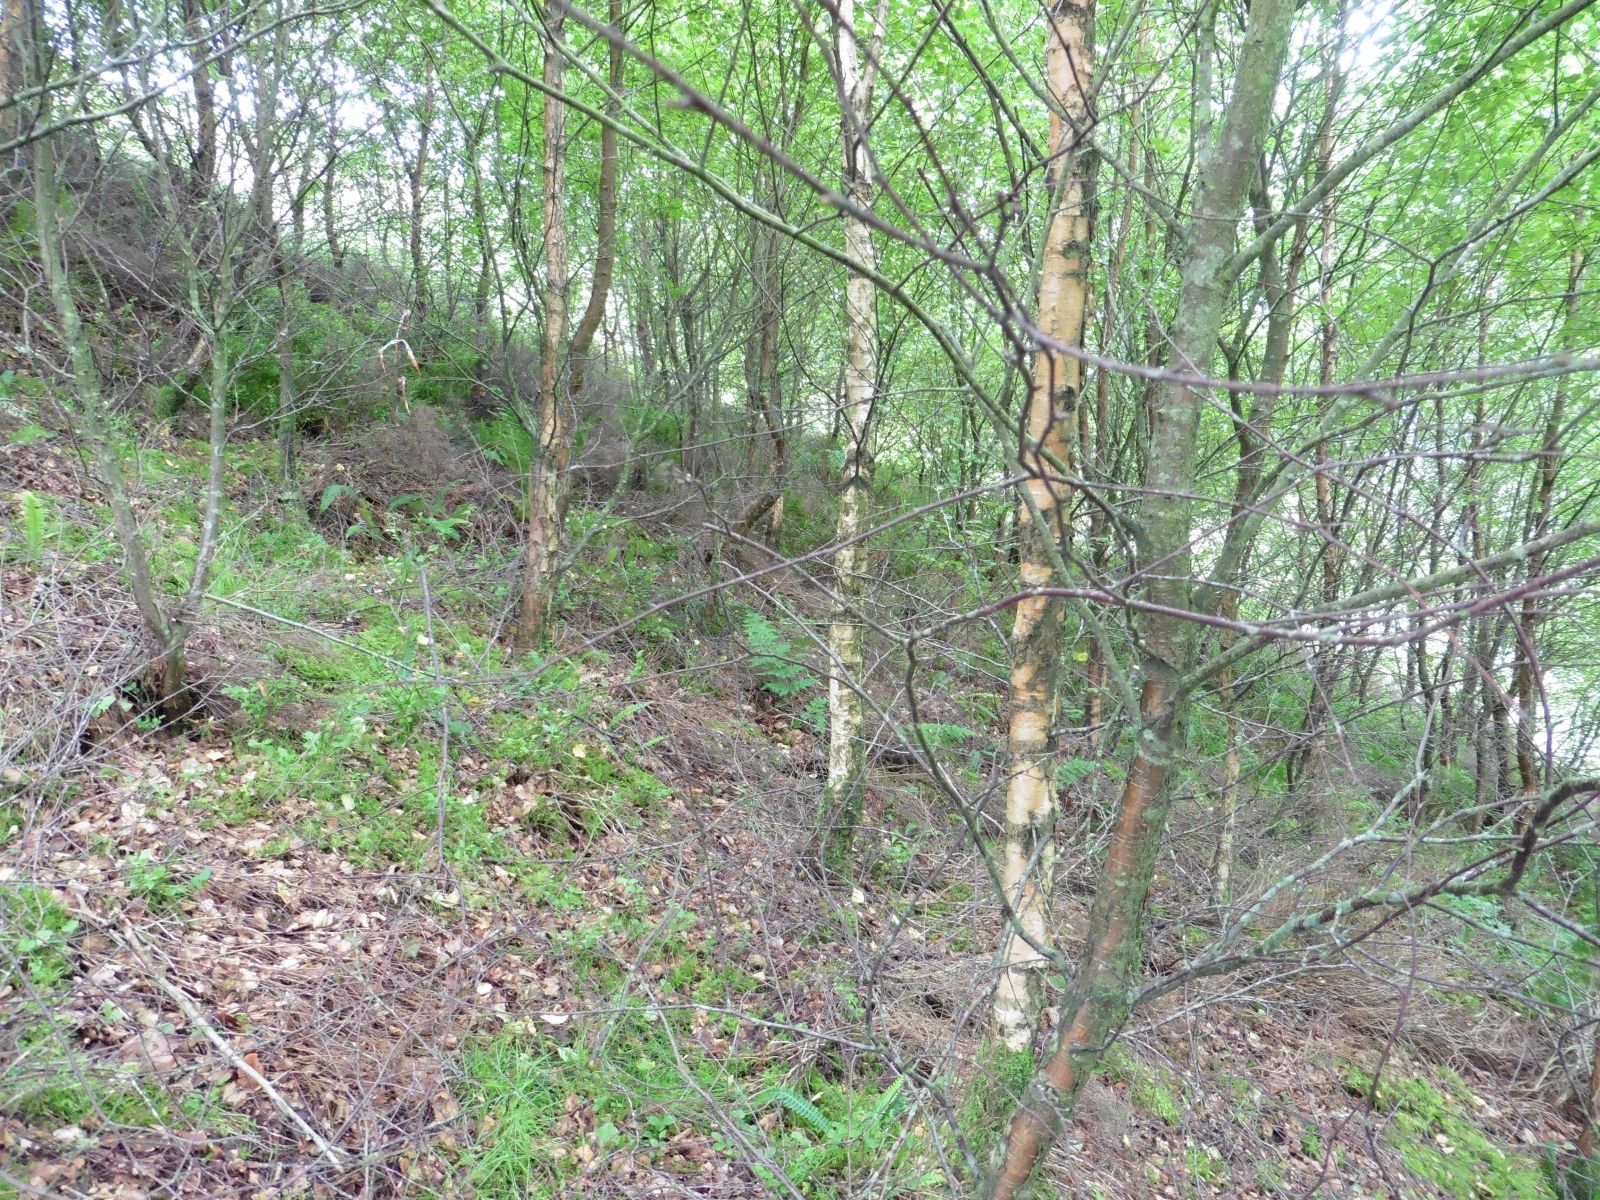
(0, 422, 1586, 1199)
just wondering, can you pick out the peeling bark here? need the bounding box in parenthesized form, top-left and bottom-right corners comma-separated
(992, 0, 1097, 1055)
(984, 2, 1295, 1191)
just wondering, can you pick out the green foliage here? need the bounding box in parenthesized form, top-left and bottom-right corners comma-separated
(1346, 1066, 1555, 1199)
(742, 610, 818, 702)
(760, 1084, 835, 1136)
(754, 1076, 928, 1193)
(0, 885, 79, 992)
(958, 1045, 1036, 1170)
(618, 398, 682, 459)
(909, 722, 979, 749)
(8, 420, 53, 445)
(11, 490, 53, 563)
(1557, 1152, 1600, 1200)
(475, 413, 534, 474)
(1054, 756, 1097, 788)
(126, 852, 212, 912)
(388, 490, 475, 543)
(1185, 1140, 1228, 1184)
(319, 482, 358, 513)
(1132, 1074, 1183, 1126)
(461, 1037, 564, 1196)
(1099, 1045, 1183, 1126)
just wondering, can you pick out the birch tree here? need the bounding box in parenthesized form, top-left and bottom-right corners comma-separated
(820, 0, 886, 872)
(992, 0, 1096, 1053)
(986, 0, 1297, 1188)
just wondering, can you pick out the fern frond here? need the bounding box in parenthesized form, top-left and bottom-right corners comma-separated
(758, 1085, 837, 1138)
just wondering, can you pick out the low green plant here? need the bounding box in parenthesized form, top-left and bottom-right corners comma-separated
(1099, 1045, 1183, 1126)
(1186, 1139, 1228, 1184)
(474, 413, 534, 475)
(742, 610, 817, 702)
(958, 1045, 1035, 1168)
(461, 1036, 565, 1196)
(908, 722, 979, 750)
(1346, 1066, 1553, 1199)
(126, 852, 212, 912)
(8, 421, 54, 446)
(12, 490, 53, 562)
(388, 491, 476, 543)
(756, 1077, 931, 1193)
(0, 885, 79, 991)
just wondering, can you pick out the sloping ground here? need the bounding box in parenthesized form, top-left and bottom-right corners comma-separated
(0, 427, 1587, 1200)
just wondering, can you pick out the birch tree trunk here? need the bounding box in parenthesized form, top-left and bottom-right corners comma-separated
(513, 8, 569, 650)
(984, 2, 1295, 1191)
(821, 0, 885, 873)
(992, 0, 1095, 1054)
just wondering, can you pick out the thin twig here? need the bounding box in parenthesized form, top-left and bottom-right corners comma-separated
(116, 923, 347, 1167)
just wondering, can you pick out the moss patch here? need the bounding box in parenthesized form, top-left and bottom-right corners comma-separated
(1346, 1066, 1554, 1200)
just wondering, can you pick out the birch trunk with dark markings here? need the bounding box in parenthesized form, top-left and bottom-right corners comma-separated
(993, 0, 1095, 1053)
(821, 0, 886, 872)
(984, 2, 1296, 1191)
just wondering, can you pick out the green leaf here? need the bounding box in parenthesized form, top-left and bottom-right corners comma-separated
(319, 482, 356, 513)
(9, 422, 52, 446)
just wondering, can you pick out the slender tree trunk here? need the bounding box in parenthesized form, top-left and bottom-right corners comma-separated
(821, 0, 885, 872)
(0, 0, 26, 150)
(181, 0, 217, 197)
(513, 8, 568, 649)
(1475, 632, 1502, 817)
(993, 0, 1096, 1053)
(745, 221, 787, 544)
(1512, 247, 1585, 803)
(1211, 653, 1242, 909)
(568, 0, 621, 397)
(1300, 111, 1341, 785)
(1580, 1029, 1600, 1165)
(408, 69, 435, 323)
(323, 112, 343, 270)
(985, 3, 1295, 1191)
(1577, 874, 1600, 1175)
(276, 271, 296, 480)
(32, 112, 178, 705)
(1211, 163, 1306, 905)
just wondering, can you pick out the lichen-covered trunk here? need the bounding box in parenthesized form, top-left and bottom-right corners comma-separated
(821, 0, 884, 872)
(984, 2, 1294, 1192)
(992, 0, 1095, 1054)
(513, 11, 568, 650)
